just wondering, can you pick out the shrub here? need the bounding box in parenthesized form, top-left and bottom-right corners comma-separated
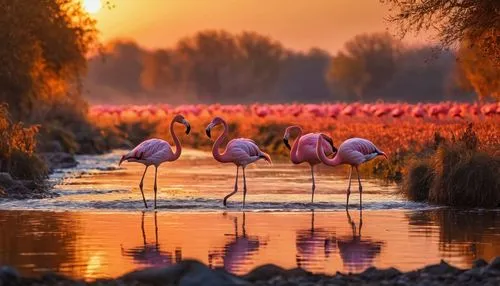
(428, 145, 500, 208)
(9, 151, 48, 182)
(404, 123, 500, 208)
(0, 104, 47, 181)
(402, 160, 434, 202)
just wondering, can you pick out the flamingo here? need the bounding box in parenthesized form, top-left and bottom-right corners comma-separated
(337, 209, 383, 272)
(316, 134, 387, 209)
(295, 210, 336, 270)
(119, 114, 191, 209)
(121, 212, 181, 267)
(283, 126, 337, 203)
(205, 117, 272, 207)
(207, 212, 262, 273)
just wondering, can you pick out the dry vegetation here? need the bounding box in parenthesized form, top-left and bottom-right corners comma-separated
(403, 124, 500, 208)
(0, 104, 47, 182)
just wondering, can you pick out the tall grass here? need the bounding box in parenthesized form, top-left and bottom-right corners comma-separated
(403, 124, 500, 208)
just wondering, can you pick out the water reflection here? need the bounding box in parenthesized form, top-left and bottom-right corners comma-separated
(0, 211, 79, 276)
(208, 212, 265, 273)
(0, 209, 499, 279)
(121, 211, 182, 268)
(295, 210, 336, 271)
(407, 209, 500, 264)
(337, 210, 384, 272)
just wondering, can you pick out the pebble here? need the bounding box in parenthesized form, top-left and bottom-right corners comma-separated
(2, 257, 500, 285)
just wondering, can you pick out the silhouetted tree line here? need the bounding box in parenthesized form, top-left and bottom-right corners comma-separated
(84, 30, 475, 104)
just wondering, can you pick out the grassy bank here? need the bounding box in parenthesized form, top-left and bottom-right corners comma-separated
(401, 124, 500, 208)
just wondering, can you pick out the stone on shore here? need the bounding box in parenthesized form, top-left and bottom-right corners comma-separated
(2, 257, 500, 285)
(40, 152, 78, 170)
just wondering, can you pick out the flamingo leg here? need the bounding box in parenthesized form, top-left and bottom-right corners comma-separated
(310, 165, 316, 203)
(141, 211, 146, 245)
(242, 167, 247, 208)
(154, 211, 159, 249)
(223, 166, 239, 207)
(139, 166, 149, 208)
(153, 166, 158, 209)
(346, 166, 353, 210)
(356, 166, 363, 210)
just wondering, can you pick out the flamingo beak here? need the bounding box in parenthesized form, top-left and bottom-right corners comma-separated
(205, 127, 212, 139)
(324, 136, 337, 153)
(119, 155, 125, 166)
(283, 138, 291, 150)
(185, 122, 191, 135)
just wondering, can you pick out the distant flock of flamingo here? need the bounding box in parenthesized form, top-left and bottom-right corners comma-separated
(93, 102, 500, 120)
(119, 115, 387, 209)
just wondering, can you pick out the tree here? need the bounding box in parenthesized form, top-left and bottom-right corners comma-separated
(0, 0, 98, 121)
(458, 36, 500, 100)
(383, 0, 500, 66)
(326, 32, 401, 99)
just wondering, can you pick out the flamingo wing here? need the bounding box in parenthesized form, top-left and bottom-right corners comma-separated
(226, 139, 266, 166)
(339, 138, 384, 166)
(124, 138, 174, 165)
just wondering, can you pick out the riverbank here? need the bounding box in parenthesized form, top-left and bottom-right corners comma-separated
(1, 258, 499, 285)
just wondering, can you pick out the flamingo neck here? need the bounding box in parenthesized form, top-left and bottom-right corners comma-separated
(212, 120, 230, 163)
(170, 119, 182, 161)
(317, 136, 343, 166)
(290, 127, 302, 164)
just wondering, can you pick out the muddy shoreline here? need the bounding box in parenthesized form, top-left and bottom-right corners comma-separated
(1, 258, 499, 285)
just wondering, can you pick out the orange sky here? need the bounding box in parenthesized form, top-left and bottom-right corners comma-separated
(92, 0, 434, 53)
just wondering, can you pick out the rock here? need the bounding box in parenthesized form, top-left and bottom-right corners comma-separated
(40, 272, 72, 283)
(120, 260, 247, 286)
(360, 266, 401, 280)
(473, 258, 488, 268)
(179, 261, 248, 286)
(243, 264, 286, 282)
(462, 267, 482, 279)
(0, 172, 15, 189)
(421, 259, 462, 276)
(0, 266, 19, 282)
(284, 267, 311, 278)
(6, 183, 30, 195)
(37, 140, 64, 153)
(19, 180, 38, 190)
(41, 152, 78, 170)
(488, 256, 500, 271)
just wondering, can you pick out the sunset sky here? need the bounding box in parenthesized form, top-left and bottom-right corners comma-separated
(90, 0, 434, 53)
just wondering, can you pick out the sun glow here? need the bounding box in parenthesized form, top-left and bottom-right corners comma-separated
(83, 0, 102, 14)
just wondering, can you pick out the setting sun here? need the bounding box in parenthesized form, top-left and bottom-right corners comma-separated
(83, 0, 101, 14)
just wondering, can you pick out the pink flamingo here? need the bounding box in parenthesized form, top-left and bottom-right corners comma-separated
(316, 134, 387, 209)
(283, 126, 337, 203)
(205, 117, 272, 207)
(119, 114, 191, 209)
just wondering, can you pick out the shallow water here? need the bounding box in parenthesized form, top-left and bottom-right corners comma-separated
(0, 149, 499, 280)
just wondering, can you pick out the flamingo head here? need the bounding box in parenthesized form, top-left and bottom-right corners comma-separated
(205, 117, 225, 139)
(323, 135, 337, 154)
(283, 126, 301, 150)
(118, 155, 125, 166)
(320, 133, 338, 153)
(173, 114, 191, 135)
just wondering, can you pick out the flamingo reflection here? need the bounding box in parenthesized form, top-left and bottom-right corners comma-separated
(121, 211, 182, 267)
(208, 212, 265, 273)
(337, 209, 383, 272)
(295, 210, 336, 270)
